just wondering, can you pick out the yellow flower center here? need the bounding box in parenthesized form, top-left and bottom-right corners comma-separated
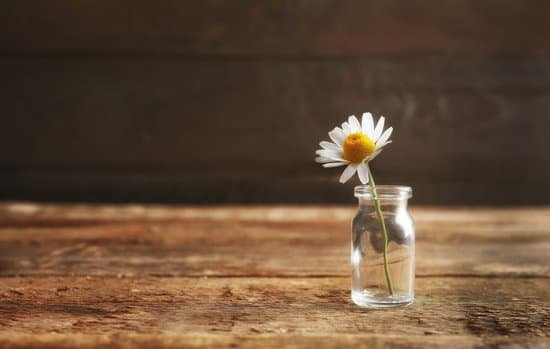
(342, 132, 375, 163)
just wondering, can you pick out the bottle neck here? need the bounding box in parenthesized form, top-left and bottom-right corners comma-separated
(358, 198, 409, 212)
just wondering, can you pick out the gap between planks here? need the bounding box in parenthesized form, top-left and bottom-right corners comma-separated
(1, 274, 549, 279)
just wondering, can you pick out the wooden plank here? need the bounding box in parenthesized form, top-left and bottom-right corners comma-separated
(2, 57, 549, 168)
(2, 239, 548, 278)
(0, 277, 548, 339)
(2, 0, 550, 56)
(0, 204, 548, 277)
(2, 203, 550, 230)
(3, 173, 550, 205)
(0, 204, 548, 347)
(1, 56, 550, 204)
(2, 334, 549, 349)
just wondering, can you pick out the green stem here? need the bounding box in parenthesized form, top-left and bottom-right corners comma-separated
(368, 167, 394, 295)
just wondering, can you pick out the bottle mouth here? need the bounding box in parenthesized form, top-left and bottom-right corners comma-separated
(354, 185, 412, 200)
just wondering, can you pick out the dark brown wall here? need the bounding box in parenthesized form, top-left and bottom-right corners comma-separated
(1, 1, 550, 205)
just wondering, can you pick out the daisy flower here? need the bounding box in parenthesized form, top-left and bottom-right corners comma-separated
(315, 113, 393, 184)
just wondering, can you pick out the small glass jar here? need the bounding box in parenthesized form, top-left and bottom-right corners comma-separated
(351, 185, 415, 307)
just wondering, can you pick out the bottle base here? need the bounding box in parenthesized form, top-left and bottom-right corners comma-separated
(351, 290, 413, 308)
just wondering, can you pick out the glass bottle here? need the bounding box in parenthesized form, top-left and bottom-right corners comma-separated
(351, 185, 415, 307)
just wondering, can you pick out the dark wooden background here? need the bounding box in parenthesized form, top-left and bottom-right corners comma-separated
(1, 0, 550, 205)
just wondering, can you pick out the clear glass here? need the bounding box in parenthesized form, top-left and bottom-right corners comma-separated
(351, 185, 415, 307)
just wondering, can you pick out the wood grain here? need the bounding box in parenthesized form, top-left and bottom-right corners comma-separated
(0, 203, 549, 347)
(1, 56, 550, 204)
(1, 334, 549, 349)
(0, 277, 548, 337)
(4, 56, 549, 167)
(2, 2, 550, 204)
(2, 0, 550, 56)
(0, 205, 549, 278)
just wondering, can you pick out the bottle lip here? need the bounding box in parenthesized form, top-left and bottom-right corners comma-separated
(354, 185, 412, 200)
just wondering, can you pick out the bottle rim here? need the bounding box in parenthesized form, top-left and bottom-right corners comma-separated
(354, 185, 412, 200)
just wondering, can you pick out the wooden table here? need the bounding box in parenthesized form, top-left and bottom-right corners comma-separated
(0, 203, 548, 348)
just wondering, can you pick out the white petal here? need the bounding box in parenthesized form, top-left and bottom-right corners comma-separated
(348, 115, 361, 132)
(339, 163, 358, 184)
(323, 162, 348, 168)
(315, 156, 332, 163)
(318, 150, 339, 160)
(315, 149, 339, 157)
(375, 140, 392, 150)
(329, 127, 345, 146)
(357, 163, 369, 184)
(342, 122, 352, 135)
(316, 149, 344, 161)
(376, 127, 393, 145)
(368, 148, 384, 161)
(362, 112, 374, 139)
(373, 116, 385, 142)
(319, 141, 341, 151)
(316, 154, 344, 163)
(334, 127, 346, 141)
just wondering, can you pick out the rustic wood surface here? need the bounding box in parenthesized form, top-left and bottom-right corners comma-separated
(3, 0, 550, 56)
(0, 203, 548, 348)
(2, 1, 550, 205)
(2, 56, 550, 204)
